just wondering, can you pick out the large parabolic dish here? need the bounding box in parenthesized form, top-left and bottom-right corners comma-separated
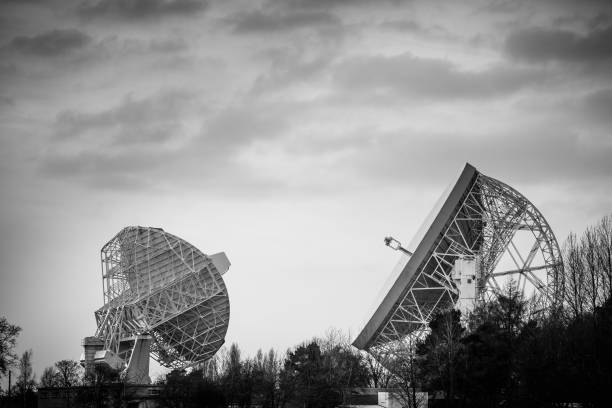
(353, 163, 563, 354)
(82, 226, 230, 383)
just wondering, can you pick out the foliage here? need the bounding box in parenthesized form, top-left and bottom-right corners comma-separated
(514, 297, 612, 407)
(55, 359, 82, 387)
(159, 369, 225, 408)
(81, 363, 119, 386)
(0, 316, 21, 380)
(250, 348, 281, 408)
(280, 337, 369, 408)
(390, 214, 612, 408)
(417, 308, 464, 404)
(74, 365, 123, 408)
(219, 342, 254, 408)
(39, 359, 82, 391)
(40, 365, 60, 388)
(457, 282, 528, 407)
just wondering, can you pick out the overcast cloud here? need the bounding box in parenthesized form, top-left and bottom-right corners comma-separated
(77, 0, 209, 20)
(1, 0, 611, 383)
(505, 26, 612, 63)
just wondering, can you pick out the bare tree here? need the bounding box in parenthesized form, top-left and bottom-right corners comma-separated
(363, 352, 393, 388)
(583, 227, 602, 311)
(0, 316, 21, 385)
(40, 366, 60, 388)
(388, 338, 427, 408)
(596, 215, 612, 300)
(55, 360, 82, 387)
(46, 359, 83, 407)
(319, 327, 351, 354)
(16, 349, 36, 394)
(564, 232, 587, 318)
(562, 214, 612, 318)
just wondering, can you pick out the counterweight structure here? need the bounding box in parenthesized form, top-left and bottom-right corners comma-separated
(81, 226, 230, 383)
(353, 163, 563, 357)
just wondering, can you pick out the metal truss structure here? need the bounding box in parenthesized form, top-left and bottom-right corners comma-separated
(353, 163, 563, 357)
(93, 226, 230, 372)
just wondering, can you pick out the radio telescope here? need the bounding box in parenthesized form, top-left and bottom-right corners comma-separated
(81, 226, 230, 383)
(353, 163, 563, 357)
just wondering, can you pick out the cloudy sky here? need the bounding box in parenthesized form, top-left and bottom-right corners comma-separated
(1, 0, 612, 381)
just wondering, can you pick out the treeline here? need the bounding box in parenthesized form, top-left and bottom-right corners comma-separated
(0, 327, 377, 408)
(159, 331, 372, 408)
(1, 215, 611, 408)
(413, 283, 612, 407)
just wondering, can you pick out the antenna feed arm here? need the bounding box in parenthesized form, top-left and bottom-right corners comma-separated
(384, 236, 413, 256)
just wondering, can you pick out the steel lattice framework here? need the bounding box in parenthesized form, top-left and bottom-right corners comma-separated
(94, 226, 230, 369)
(353, 164, 563, 356)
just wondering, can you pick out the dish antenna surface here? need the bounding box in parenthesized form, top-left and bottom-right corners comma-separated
(353, 163, 563, 357)
(81, 226, 230, 383)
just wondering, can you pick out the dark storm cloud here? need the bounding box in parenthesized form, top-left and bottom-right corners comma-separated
(379, 19, 452, 42)
(78, 0, 207, 19)
(554, 12, 612, 31)
(287, 0, 364, 6)
(55, 89, 196, 145)
(0, 0, 48, 5)
(9, 29, 91, 56)
(88, 35, 191, 62)
(230, 9, 342, 33)
(266, 0, 396, 10)
(41, 149, 162, 190)
(248, 45, 336, 96)
(333, 53, 545, 101)
(40, 90, 200, 189)
(41, 89, 291, 191)
(478, 0, 523, 14)
(380, 19, 432, 33)
(53, 91, 286, 151)
(505, 26, 612, 63)
(587, 12, 612, 30)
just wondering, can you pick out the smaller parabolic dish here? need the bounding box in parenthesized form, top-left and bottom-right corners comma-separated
(83, 226, 230, 381)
